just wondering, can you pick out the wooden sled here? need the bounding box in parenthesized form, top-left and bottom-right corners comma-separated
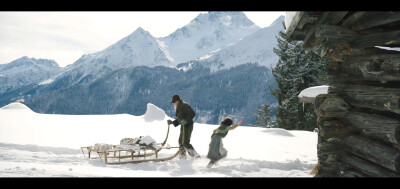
(81, 122, 184, 164)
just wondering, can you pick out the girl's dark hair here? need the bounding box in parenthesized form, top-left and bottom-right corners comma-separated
(221, 117, 233, 126)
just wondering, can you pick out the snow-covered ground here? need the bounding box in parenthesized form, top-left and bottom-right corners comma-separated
(0, 102, 317, 177)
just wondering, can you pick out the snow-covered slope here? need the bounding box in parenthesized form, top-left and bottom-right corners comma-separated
(159, 11, 260, 64)
(0, 56, 62, 93)
(0, 102, 317, 177)
(182, 16, 284, 71)
(59, 27, 173, 85)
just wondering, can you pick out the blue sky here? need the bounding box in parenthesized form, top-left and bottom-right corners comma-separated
(0, 11, 286, 67)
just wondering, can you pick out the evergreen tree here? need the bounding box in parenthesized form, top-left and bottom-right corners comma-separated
(270, 22, 327, 131)
(254, 104, 273, 127)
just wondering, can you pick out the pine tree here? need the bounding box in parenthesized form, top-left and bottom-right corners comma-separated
(270, 22, 327, 131)
(254, 104, 273, 127)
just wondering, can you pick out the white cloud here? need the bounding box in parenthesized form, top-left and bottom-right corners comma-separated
(0, 11, 285, 67)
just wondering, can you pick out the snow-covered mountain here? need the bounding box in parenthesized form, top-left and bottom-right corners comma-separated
(0, 56, 62, 93)
(49, 12, 262, 86)
(0, 12, 285, 125)
(59, 27, 173, 86)
(158, 11, 260, 64)
(179, 16, 285, 71)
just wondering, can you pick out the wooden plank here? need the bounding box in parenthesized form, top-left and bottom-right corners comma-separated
(342, 135, 400, 173)
(349, 11, 400, 31)
(303, 12, 348, 50)
(341, 110, 400, 145)
(329, 84, 400, 115)
(318, 119, 354, 139)
(285, 12, 305, 40)
(315, 94, 351, 118)
(340, 152, 399, 177)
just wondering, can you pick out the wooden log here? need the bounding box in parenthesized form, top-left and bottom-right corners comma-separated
(324, 59, 400, 84)
(321, 41, 400, 62)
(329, 84, 400, 115)
(342, 135, 400, 173)
(340, 152, 399, 177)
(326, 61, 348, 75)
(308, 11, 324, 18)
(318, 74, 348, 85)
(351, 30, 400, 49)
(319, 36, 359, 62)
(315, 24, 359, 39)
(344, 54, 400, 83)
(340, 168, 369, 177)
(342, 12, 368, 27)
(318, 119, 354, 139)
(347, 11, 400, 31)
(303, 12, 348, 50)
(358, 47, 400, 56)
(318, 139, 343, 157)
(317, 161, 341, 177)
(338, 161, 369, 177)
(290, 31, 307, 41)
(341, 110, 400, 145)
(315, 94, 351, 118)
(317, 138, 343, 177)
(297, 14, 318, 30)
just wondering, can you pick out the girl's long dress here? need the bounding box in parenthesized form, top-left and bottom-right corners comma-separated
(207, 124, 229, 161)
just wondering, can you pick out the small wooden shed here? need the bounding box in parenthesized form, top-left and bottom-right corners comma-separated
(286, 11, 400, 177)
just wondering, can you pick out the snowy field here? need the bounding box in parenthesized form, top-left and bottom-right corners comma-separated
(0, 102, 317, 177)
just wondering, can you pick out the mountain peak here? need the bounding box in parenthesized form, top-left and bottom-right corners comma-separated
(16, 56, 30, 61)
(160, 11, 260, 64)
(9, 56, 59, 68)
(130, 27, 152, 38)
(207, 11, 246, 19)
(134, 27, 146, 33)
(270, 15, 285, 27)
(191, 11, 257, 27)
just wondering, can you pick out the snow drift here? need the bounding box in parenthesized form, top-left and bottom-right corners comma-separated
(0, 102, 34, 112)
(143, 103, 167, 122)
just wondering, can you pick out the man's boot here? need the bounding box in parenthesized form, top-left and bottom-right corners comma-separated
(179, 149, 187, 160)
(207, 160, 216, 168)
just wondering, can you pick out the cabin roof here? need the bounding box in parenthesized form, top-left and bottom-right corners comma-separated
(285, 11, 400, 50)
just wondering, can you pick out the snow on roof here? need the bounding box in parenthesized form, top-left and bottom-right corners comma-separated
(285, 12, 298, 31)
(298, 85, 329, 103)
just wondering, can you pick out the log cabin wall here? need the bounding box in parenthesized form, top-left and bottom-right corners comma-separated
(286, 11, 400, 177)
